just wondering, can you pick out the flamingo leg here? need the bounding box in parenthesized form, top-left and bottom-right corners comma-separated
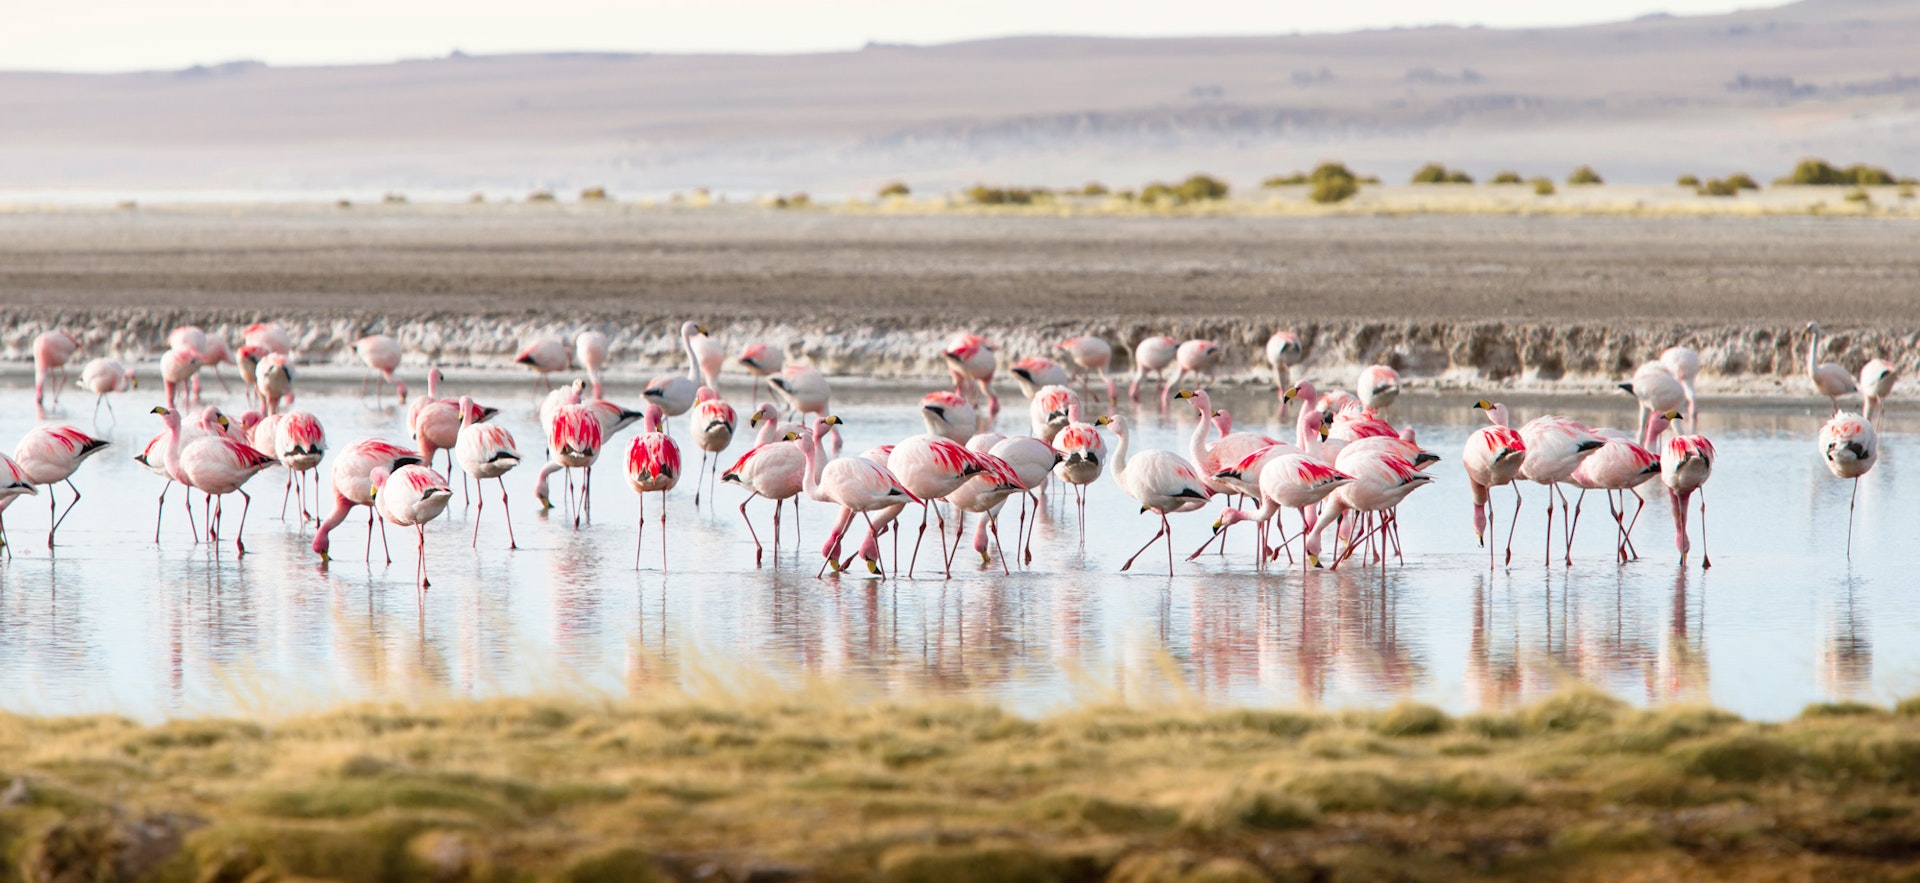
(281, 470, 293, 520)
(234, 490, 252, 555)
(418, 525, 430, 589)
(1566, 489, 1585, 563)
(1698, 488, 1711, 570)
(989, 515, 1009, 575)
(635, 493, 645, 570)
(907, 503, 931, 578)
(1120, 516, 1167, 572)
(155, 482, 170, 545)
(473, 480, 486, 548)
(739, 494, 764, 567)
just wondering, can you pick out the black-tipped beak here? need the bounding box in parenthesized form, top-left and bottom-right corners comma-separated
(1617, 383, 1634, 394)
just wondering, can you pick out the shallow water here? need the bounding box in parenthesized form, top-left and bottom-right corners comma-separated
(0, 378, 1911, 722)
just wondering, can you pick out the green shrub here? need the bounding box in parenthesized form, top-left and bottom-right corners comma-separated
(1411, 163, 1472, 184)
(1845, 188, 1872, 204)
(1725, 172, 1759, 190)
(1780, 158, 1901, 186)
(1358, 174, 1382, 184)
(1308, 162, 1360, 204)
(1698, 179, 1738, 197)
(467, 192, 485, 203)
(967, 185, 1049, 205)
(1568, 166, 1604, 185)
(1531, 177, 1556, 196)
(1138, 174, 1229, 206)
(1676, 174, 1700, 187)
(579, 186, 609, 201)
(1261, 172, 1309, 187)
(877, 181, 910, 198)
(527, 190, 557, 202)
(1079, 182, 1109, 196)
(772, 192, 812, 209)
(1900, 184, 1916, 200)
(1491, 171, 1523, 184)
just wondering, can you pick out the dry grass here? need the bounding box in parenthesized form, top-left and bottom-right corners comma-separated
(3, 689, 1920, 881)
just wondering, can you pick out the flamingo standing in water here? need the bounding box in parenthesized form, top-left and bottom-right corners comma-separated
(515, 335, 570, 391)
(273, 410, 327, 525)
(575, 331, 610, 399)
(943, 446, 1025, 574)
(243, 322, 291, 355)
(1056, 336, 1115, 402)
(722, 426, 807, 566)
(313, 438, 422, 565)
(1805, 323, 1856, 413)
(1311, 450, 1432, 570)
(989, 435, 1059, 566)
(0, 455, 37, 555)
(536, 402, 604, 527)
(1009, 357, 1070, 398)
(1662, 433, 1716, 568)
(1859, 360, 1897, 425)
(644, 322, 711, 423)
(625, 404, 681, 570)
(32, 330, 80, 406)
(1660, 346, 1701, 424)
(1265, 332, 1303, 395)
(151, 406, 277, 554)
(737, 342, 785, 379)
(1356, 365, 1401, 412)
(920, 391, 978, 443)
(689, 388, 737, 505)
(1210, 453, 1352, 571)
(888, 434, 987, 578)
(1518, 415, 1606, 566)
(195, 335, 235, 396)
(11, 425, 109, 549)
(354, 335, 407, 404)
(1051, 405, 1108, 540)
(372, 465, 453, 589)
(941, 333, 997, 404)
(1819, 411, 1875, 556)
(769, 364, 832, 424)
(1029, 385, 1077, 444)
(1462, 401, 1528, 567)
(255, 354, 294, 415)
(1128, 336, 1178, 402)
(1104, 415, 1211, 574)
(455, 395, 522, 549)
(78, 358, 136, 421)
(1163, 339, 1223, 406)
(159, 346, 202, 409)
(1566, 412, 1673, 564)
(795, 420, 917, 576)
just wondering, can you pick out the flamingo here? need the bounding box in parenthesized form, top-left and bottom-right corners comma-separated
(1051, 405, 1109, 539)
(274, 410, 327, 525)
(1464, 401, 1528, 567)
(10, 425, 109, 549)
(515, 335, 570, 390)
(791, 421, 913, 576)
(1104, 415, 1211, 575)
(644, 322, 712, 422)
(887, 434, 987, 578)
(921, 391, 978, 443)
(689, 387, 737, 505)
(1310, 450, 1432, 570)
(415, 392, 499, 479)
(1660, 346, 1701, 424)
(988, 435, 1060, 566)
(721, 426, 807, 566)
(1619, 361, 1685, 445)
(737, 342, 786, 378)
(625, 404, 681, 570)
(0, 455, 37, 555)
(1356, 365, 1401, 412)
(941, 332, 997, 404)
(1174, 388, 1279, 499)
(32, 330, 80, 406)
(1056, 336, 1116, 402)
(136, 406, 229, 543)
(1029, 385, 1078, 444)
(1518, 415, 1606, 566)
(255, 354, 294, 415)
(195, 335, 234, 395)
(1265, 332, 1303, 394)
(1209, 455, 1353, 571)
(1566, 413, 1672, 564)
(943, 447, 1025, 574)
(454, 395, 522, 549)
(150, 406, 276, 554)
(371, 464, 453, 589)
(1163, 339, 1223, 406)
(243, 322, 291, 355)
(1127, 335, 1178, 401)
(769, 364, 831, 423)
(576, 331, 610, 399)
(1661, 433, 1716, 568)
(77, 359, 135, 421)
(235, 345, 268, 407)
(1805, 323, 1857, 413)
(1860, 360, 1897, 425)
(1009, 357, 1070, 398)
(312, 438, 422, 564)
(159, 346, 202, 409)
(536, 402, 604, 527)
(354, 335, 408, 404)
(1819, 411, 1875, 556)
(690, 326, 725, 391)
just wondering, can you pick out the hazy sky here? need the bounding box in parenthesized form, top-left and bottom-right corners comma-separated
(7, 0, 1761, 73)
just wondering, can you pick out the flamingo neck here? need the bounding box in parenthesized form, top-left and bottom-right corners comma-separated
(1807, 328, 1819, 378)
(684, 328, 703, 385)
(1111, 424, 1131, 482)
(1188, 406, 1212, 468)
(754, 414, 777, 446)
(164, 414, 187, 483)
(798, 440, 820, 499)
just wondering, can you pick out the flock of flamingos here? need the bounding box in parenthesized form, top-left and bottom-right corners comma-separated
(6, 320, 1897, 585)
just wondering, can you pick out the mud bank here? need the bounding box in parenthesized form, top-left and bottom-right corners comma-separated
(1, 306, 1909, 397)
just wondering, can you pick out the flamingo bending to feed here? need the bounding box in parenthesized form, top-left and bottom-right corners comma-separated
(1566, 412, 1673, 564)
(1104, 415, 1211, 575)
(1661, 433, 1716, 568)
(1619, 361, 1685, 444)
(721, 427, 807, 566)
(1860, 360, 1897, 425)
(243, 322, 291, 355)
(150, 406, 276, 554)
(159, 346, 202, 409)
(625, 404, 681, 570)
(371, 465, 453, 589)
(1163, 339, 1222, 406)
(354, 335, 407, 404)
(943, 447, 1026, 574)
(536, 402, 605, 527)
(1356, 365, 1401, 412)
(1311, 450, 1432, 570)
(1819, 411, 1875, 556)
(921, 391, 979, 443)
(1029, 385, 1078, 444)
(515, 335, 570, 390)
(1463, 401, 1528, 567)
(888, 434, 988, 578)
(454, 395, 522, 549)
(1056, 336, 1116, 402)
(33, 330, 80, 406)
(1009, 357, 1070, 398)
(313, 439, 422, 564)
(795, 420, 918, 576)
(1660, 346, 1701, 424)
(255, 354, 294, 415)
(0, 455, 37, 555)
(989, 435, 1060, 566)
(1128, 336, 1178, 401)
(689, 387, 737, 505)
(195, 335, 234, 395)
(1518, 415, 1607, 566)
(274, 410, 327, 524)
(78, 359, 136, 421)
(576, 331, 610, 399)
(1210, 455, 1353, 571)
(737, 342, 785, 378)
(415, 392, 500, 479)
(11, 425, 109, 549)
(942, 333, 997, 404)
(1265, 332, 1303, 395)
(1805, 323, 1856, 413)
(644, 322, 712, 421)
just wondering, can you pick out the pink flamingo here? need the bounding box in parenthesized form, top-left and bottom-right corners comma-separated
(196, 335, 234, 396)
(354, 335, 407, 404)
(644, 322, 711, 421)
(721, 426, 807, 566)
(1310, 451, 1432, 570)
(536, 402, 604, 527)
(1619, 361, 1685, 445)
(576, 331, 610, 399)
(159, 346, 202, 409)
(941, 332, 997, 403)
(235, 344, 268, 407)
(1805, 323, 1857, 413)
(0, 455, 37, 555)
(371, 465, 453, 589)
(625, 404, 681, 570)
(136, 406, 229, 542)
(1566, 415, 1671, 564)
(1209, 455, 1353, 571)
(1029, 385, 1078, 443)
(988, 435, 1059, 566)
(944, 448, 1025, 574)
(255, 353, 294, 415)
(515, 335, 570, 391)
(151, 406, 276, 554)
(1660, 346, 1700, 424)
(1819, 411, 1876, 556)
(1356, 365, 1401, 412)
(888, 434, 987, 578)
(243, 322, 291, 355)
(1162, 339, 1222, 406)
(690, 388, 737, 506)
(78, 358, 136, 421)
(10, 425, 109, 549)
(1661, 433, 1716, 568)
(1051, 405, 1109, 539)
(1463, 401, 1527, 567)
(1859, 360, 1897, 425)
(920, 391, 978, 443)
(454, 395, 522, 549)
(1105, 415, 1211, 574)
(1056, 336, 1116, 402)
(1518, 415, 1606, 566)
(737, 342, 785, 378)
(793, 421, 916, 576)
(1265, 332, 1303, 394)
(32, 330, 80, 406)
(1128, 336, 1178, 401)
(415, 392, 499, 479)
(313, 438, 422, 564)
(274, 410, 327, 525)
(1009, 357, 1070, 398)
